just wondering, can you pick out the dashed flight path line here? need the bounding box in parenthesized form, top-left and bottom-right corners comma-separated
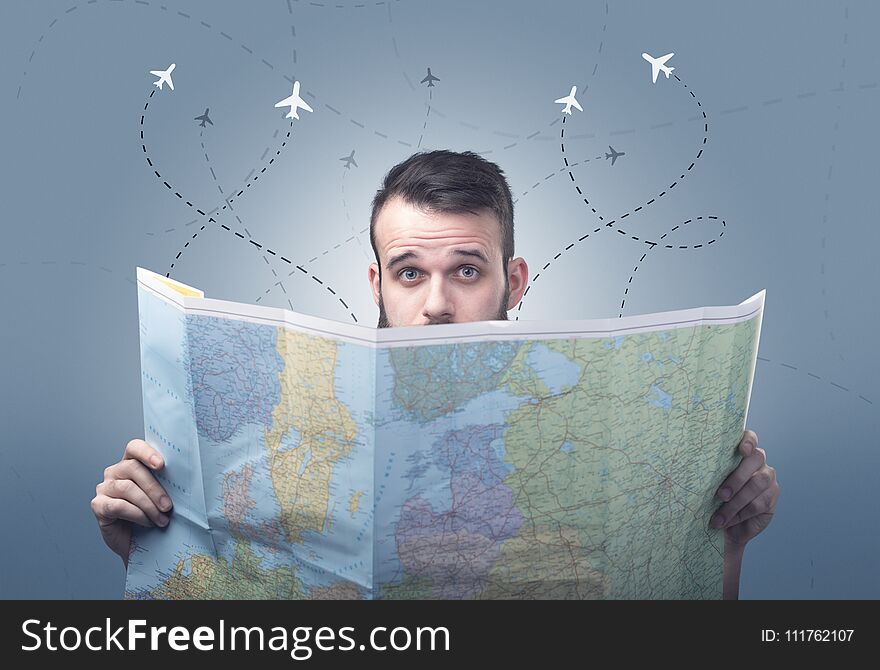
(17, 0, 417, 154)
(198, 129, 295, 310)
(417, 83, 433, 148)
(259, 21, 439, 286)
(284, 0, 299, 66)
(19, 0, 876, 158)
(255, 1, 444, 309)
(144, 125, 290, 238)
(516, 72, 713, 320)
(819, 4, 850, 362)
(371, 1, 608, 300)
(258, 167, 371, 307)
(419, 2, 610, 157)
(337, 168, 373, 264)
(306, 226, 370, 264)
(756, 355, 873, 407)
(140, 88, 359, 323)
(141, 88, 289, 269)
(514, 152, 621, 203)
(618, 216, 726, 317)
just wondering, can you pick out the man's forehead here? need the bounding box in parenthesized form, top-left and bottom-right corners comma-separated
(375, 197, 502, 258)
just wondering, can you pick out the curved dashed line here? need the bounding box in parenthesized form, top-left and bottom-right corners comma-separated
(0, 258, 137, 289)
(139, 88, 293, 273)
(564, 72, 707, 225)
(291, 0, 401, 8)
(253, 0, 434, 278)
(17, 0, 417, 155)
(146, 126, 291, 238)
(445, 75, 880, 152)
(756, 355, 873, 406)
(284, 0, 299, 66)
(577, 1, 609, 96)
(417, 84, 433, 148)
(515, 152, 613, 203)
(516, 72, 711, 319)
(305, 226, 371, 264)
(421, 2, 610, 156)
(617, 217, 726, 317)
(200, 132, 227, 197)
(385, 0, 414, 92)
(20, 0, 877, 161)
(141, 90, 359, 323)
(260, 166, 371, 305)
(820, 4, 850, 361)
(339, 168, 373, 263)
(198, 130, 295, 310)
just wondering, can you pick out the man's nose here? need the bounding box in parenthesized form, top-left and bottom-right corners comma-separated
(422, 276, 454, 323)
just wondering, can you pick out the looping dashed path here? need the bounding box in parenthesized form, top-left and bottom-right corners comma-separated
(617, 216, 726, 316)
(516, 72, 711, 320)
(141, 88, 359, 322)
(256, 78, 437, 307)
(18, 0, 418, 154)
(197, 129, 295, 311)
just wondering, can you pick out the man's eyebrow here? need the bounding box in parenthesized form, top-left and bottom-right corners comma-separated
(451, 248, 490, 264)
(386, 250, 419, 271)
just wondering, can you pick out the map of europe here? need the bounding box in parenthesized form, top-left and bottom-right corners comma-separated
(124, 268, 765, 600)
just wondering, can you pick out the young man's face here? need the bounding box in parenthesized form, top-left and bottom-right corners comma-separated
(368, 196, 529, 327)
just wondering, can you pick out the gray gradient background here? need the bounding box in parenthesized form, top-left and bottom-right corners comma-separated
(1, 0, 877, 599)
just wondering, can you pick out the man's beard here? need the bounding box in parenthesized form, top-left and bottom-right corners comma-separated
(377, 276, 511, 328)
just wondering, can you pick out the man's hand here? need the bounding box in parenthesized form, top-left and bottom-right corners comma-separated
(711, 429, 780, 548)
(90, 439, 173, 567)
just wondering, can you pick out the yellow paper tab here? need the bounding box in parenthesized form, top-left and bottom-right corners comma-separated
(156, 276, 203, 298)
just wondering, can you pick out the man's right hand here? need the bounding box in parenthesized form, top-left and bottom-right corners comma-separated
(91, 439, 173, 568)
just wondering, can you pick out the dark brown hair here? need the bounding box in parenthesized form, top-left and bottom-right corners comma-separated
(369, 149, 515, 272)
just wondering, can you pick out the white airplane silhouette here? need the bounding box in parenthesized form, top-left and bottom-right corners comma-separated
(274, 80, 314, 120)
(554, 85, 583, 115)
(642, 52, 675, 84)
(149, 63, 176, 91)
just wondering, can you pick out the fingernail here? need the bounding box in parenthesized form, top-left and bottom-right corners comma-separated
(151, 455, 163, 468)
(719, 488, 732, 501)
(743, 441, 754, 455)
(159, 495, 172, 511)
(712, 514, 725, 528)
(158, 514, 169, 526)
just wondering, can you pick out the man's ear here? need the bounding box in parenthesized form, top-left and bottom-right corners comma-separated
(368, 262, 381, 306)
(506, 257, 529, 310)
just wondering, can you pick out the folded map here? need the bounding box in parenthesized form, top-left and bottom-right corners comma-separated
(124, 267, 765, 600)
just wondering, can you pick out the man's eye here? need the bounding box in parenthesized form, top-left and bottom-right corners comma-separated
(459, 266, 479, 279)
(400, 268, 420, 281)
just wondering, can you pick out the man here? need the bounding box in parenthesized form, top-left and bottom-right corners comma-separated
(93, 149, 780, 599)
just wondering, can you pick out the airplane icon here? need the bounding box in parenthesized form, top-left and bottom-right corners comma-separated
(194, 108, 213, 127)
(605, 145, 625, 166)
(642, 52, 675, 84)
(274, 80, 314, 120)
(149, 63, 176, 91)
(420, 68, 440, 87)
(554, 85, 583, 115)
(340, 150, 358, 169)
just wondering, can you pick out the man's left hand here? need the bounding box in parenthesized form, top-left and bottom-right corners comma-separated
(711, 429, 780, 548)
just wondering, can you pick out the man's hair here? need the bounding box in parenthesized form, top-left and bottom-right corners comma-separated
(369, 149, 515, 272)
